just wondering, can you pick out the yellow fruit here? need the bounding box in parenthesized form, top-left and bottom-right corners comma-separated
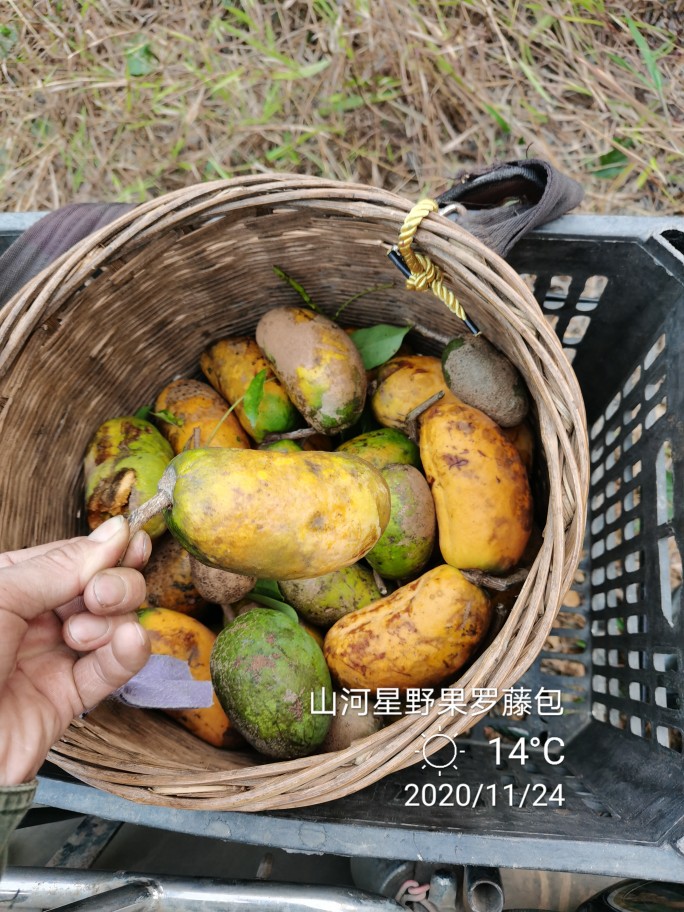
(419, 397, 533, 573)
(137, 607, 240, 748)
(154, 378, 250, 454)
(371, 354, 447, 433)
(324, 565, 491, 691)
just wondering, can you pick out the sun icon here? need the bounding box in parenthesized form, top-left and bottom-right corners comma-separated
(415, 726, 459, 776)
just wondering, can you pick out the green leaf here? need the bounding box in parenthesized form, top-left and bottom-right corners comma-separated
(0, 23, 18, 59)
(248, 591, 299, 624)
(482, 103, 510, 134)
(243, 369, 268, 428)
(273, 265, 320, 312)
(151, 408, 184, 428)
(252, 579, 283, 600)
(350, 324, 412, 370)
(591, 147, 630, 179)
(134, 405, 153, 421)
(125, 39, 157, 78)
(626, 17, 663, 94)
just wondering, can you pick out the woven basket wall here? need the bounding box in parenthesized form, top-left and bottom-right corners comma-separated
(0, 175, 589, 811)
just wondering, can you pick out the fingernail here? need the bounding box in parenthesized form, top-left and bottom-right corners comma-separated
(67, 614, 111, 645)
(93, 571, 127, 608)
(130, 530, 152, 566)
(89, 515, 126, 542)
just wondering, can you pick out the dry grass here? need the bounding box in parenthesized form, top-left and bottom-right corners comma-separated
(1, 0, 682, 213)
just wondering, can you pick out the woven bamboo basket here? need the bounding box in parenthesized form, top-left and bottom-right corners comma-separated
(0, 174, 588, 811)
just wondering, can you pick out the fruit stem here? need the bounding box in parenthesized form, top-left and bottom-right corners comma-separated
(262, 427, 318, 444)
(461, 567, 529, 591)
(127, 463, 177, 538)
(405, 389, 444, 441)
(372, 568, 388, 596)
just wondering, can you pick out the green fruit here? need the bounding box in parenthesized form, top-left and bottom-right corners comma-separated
(210, 608, 332, 759)
(366, 464, 436, 579)
(259, 439, 304, 453)
(336, 428, 420, 470)
(279, 562, 381, 628)
(84, 416, 174, 539)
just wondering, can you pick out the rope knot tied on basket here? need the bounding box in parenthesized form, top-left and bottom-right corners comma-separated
(392, 198, 479, 334)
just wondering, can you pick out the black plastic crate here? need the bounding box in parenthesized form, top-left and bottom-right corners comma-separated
(4, 212, 684, 881)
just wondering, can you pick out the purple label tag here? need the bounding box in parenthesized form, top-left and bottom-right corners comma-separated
(112, 654, 214, 709)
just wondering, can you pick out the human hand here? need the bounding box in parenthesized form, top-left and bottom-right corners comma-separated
(0, 515, 151, 786)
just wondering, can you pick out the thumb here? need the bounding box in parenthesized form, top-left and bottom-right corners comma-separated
(0, 516, 131, 622)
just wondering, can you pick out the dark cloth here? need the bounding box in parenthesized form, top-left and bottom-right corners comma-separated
(0, 203, 134, 308)
(436, 159, 584, 256)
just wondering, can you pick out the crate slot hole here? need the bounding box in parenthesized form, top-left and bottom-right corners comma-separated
(655, 686, 680, 710)
(563, 315, 591, 345)
(609, 708, 627, 730)
(658, 535, 681, 627)
(591, 491, 605, 511)
(627, 614, 648, 634)
(591, 567, 606, 586)
(591, 445, 605, 465)
(654, 652, 678, 672)
(605, 426, 621, 447)
(628, 650, 647, 670)
(624, 424, 643, 452)
(591, 596, 606, 614)
(607, 617, 627, 635)
(606, 530, 623, 551)
(645, 398, 667, 430)
(606, 502, 622, 525)
(624, 519, 641, 541)
(607, 559, 624, 580)
(543, 274, 573, 309)
(590, 415, 605, 440)
(577, 274, 608, 310)
(623, 487, 641, 512)
(556, 610, 585, 628)
(656, 441, 674, 525)
(541, 658, 585, 677)
(593, 649, 606, 667)
(630, 716, 645, 737)
(626, 582, 641, 604)
(607, 588, 624, 609)
(623, 460, 642, 483)
(623, 403, 641, 426)
(591, 672, 607, 693)
(591, 514, 605, 535)
(605, 446, 622, 472)
(656, 725, 683, 753)
(592, 701, 607, 722)
(623, 365, 642, 397)
(591, 539, 605, 559)
(645, 375, 665, 401)
(644, 333, 666, 370)
(606, 478, 622, 499)
(608, 649, 626, 668)
(605, 391, 622, 421)
(661, 229, 684, 254)
(629, 681, 648, 702)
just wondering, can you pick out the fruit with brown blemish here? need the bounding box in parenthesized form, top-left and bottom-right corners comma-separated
(256, 306, 367, 434)
(154, 378, 250, 453)
(419, 396, 533, 572)
(84, 416, 174, 539)
(141, 534, 207, 615)
(324, 564, 492, 691)
(210, 608, 332, 758)
(365, 464, 436, 579)
(371, 354, 449, 433)
(189, 554, 255, 605)
(200, 336, 301, 443)
(500, 420, 535, 475)
(279, 562, 382, 628)
(128, 447, 391, 580)
(336, 427, 420, 470)
(137, 607, 240, 748)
